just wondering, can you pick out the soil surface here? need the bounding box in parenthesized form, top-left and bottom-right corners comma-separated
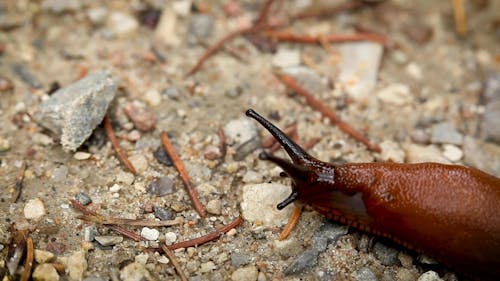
(1, 0, 499, 280)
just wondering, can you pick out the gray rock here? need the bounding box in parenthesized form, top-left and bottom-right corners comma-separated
(338, 42, 383, 100)
(12, 63, 42, 88)
(478, 72, 500, 143)
(75, 192, 92, 205)
(36, 72, 117, 151)
(147, 176, 175, 197)
(84, 226, 96, 242)
(51, 165, 69, 182)
(463, 136, 500, 177)
(284, 221, 348, 275)
(373, 242, 400, 266)
(206, 199, 222, 215)
(24, 198, 46, 220)
(153, 146, 173, 166)
(430, 122, 463, 145)
(354, 267, 379, 281)
(94, 235, 123, 246)
(282, 66, 327, 95)
(224, 117, 258, 146)
(153, 206, 174, 220)
(231, 252, 251, 267)
(189, 14, 214, 40)
(234, 138, 260, 161)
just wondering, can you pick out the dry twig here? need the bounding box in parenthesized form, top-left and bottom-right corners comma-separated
(276, 73, 381, 152)
(161, 245, 188, 281)
(77, 214, 182, 227)
(279, 205, 303, 240)
(20, 236, 34, 281)
(263, 31, 387, 45)
(104, 116, 137, 175)
(167, 216, 243, 250)
(451, 0, 467, 36)
(161, 132, 207, 217)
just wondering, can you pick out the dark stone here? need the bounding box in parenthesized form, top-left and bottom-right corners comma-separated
(153, 206, 174, 220)
(147, 176, 174, 196)
(74, 192, 92, 205)
(154, 146, 173, 166)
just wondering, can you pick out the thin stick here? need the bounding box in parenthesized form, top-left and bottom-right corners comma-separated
(161, 132, 207, 217)
(11, 161, 26, 202)
(264, 31, 387, 45)
(218, 126, 227, 161)
(77, 214, 183, 227)
(167, 216, 243, 250)
(254, 0, 275, 27)
(161, 245, 188, 281)
(279, 205, 303, 240)
(451, 0, 467, 36)
(276, 73, 381, 152)
(70, 199, 145, 242)
(20, 236, 34, 281)
(185, 26, 254, 77)
(302, 137, 320, 151)
(104, 116, 137, 175)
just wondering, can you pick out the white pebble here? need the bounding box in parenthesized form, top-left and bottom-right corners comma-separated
(377, 83, 413, 105)
(406, 62, 423, 81)
(157, 255, 170, 264)
(107, 12, 138, 36)
(115, 171, 135, 185)
(24, 198, 46, 220)
(164, 232, 177, 245)
(109, 184, 122, 192)
(442, 144, 463, 162)
(144, 89, 162, 106)
(141, 227, 160, 240)
(73, 151, 91, 160)
(200, 261, 216, 273)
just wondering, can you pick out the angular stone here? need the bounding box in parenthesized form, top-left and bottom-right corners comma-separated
(36, 72, 117, 151)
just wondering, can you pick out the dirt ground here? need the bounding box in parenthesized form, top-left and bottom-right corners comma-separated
(1, 0, 499, 280)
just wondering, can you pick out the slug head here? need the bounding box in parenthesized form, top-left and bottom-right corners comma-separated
(246, 109, 336, 210)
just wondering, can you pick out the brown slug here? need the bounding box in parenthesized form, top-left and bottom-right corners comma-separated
(245, 109, 500, 280)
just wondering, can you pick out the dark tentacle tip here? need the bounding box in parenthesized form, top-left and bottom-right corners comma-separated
(277, 190, 298, 210)
(246, 109, 257, 117)
(258, 151, 269, 160)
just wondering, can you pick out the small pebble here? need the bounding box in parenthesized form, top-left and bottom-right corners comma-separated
(231, 265, 259, 281)
(87, 7, 108, 25)
(377, 83, 413, 105)
(417, 271, 443, 281)
(430, 122, 463, 145)
(51, 166, 69, 182)
(84, 226, 96, 242)
(147, 176, 174, 196)
(154, 206, 174, 220)
(95, 235, 123, 246)
(164, 232, 177, 245)
(115, 171, 135, 185)
(172, 0, 191, 16)
(141, 227, 159, 240)
(224, 117, 258, 146)
(189, 14, 214, 40)
(153, 146, 173, 166)
(35, 249, 56, 263)
(157, 255, 169, 264)
(442, 144, 463, 162)
(272, 48, 301, 68)
(66, 250, 87, 281)
(0, 75, 14, 92)
(155, 7, 181, 47)
(200, 261, 216, 273)
(0, 137, 11, 152)
(406, 62, 423, 81)
(127, 130, 141, 142)
(405, 144, 450, 164)
(74, 192, 92, 205)
(397, 268, 417, 281)
(109, 184, 122, 192)
(403, 22, 433, 44)
(73, 151, 91, 160)
(373, 242, 400, 266)
(231, 253, 251, 267)
(242, 170, 264, 183)
(163, 87, 180, 100)
(206, 199, 222, 215)
(120, 262, 155, 281)
(107, 12, 139, 37)
(128, 154, 148, 173)
(32, 263, 60, 281)
(144, 89, 162, 106)
(378, 140, 405, 163)
(398, 252, 414, 268)
(24, 198, 46, 220)
(124, 101, 156, 132)
(353, 267, 378, 281)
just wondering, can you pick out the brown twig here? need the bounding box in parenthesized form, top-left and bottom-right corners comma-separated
(217, 126, 227, 162)
(20, 236, 34, 281)
(6, 227, 29, 275)
(161, 245, 188, 281)
(11, 161, 26, 202)
(279, 205, 303, 240)
(276, 73, 381, 152)
(70, 199, 145, 242)
(302, 137, 321, 151)
(160, 132, 207, 217)
(104, 116, 137, 175)
(263, 31, 387, 45)
(451, 0, 467, 36)
(254, 0, 276, 27)
(167, 216, 243, 250)
(77, 214, 183, 227)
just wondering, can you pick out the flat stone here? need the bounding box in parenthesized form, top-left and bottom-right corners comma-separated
(339, 42, 383, 100)
(199, 261, 216, 273)
(354, 267, 378, 281)
(231, 265, 258, 281)
(32, 263, 60, 281)
(24, 198, 46, 220)
(66, 250, 87, 281)
(35, 249, 56, 263)
(128, 154, 148, 173)
(241, 183, 294, 227)
(36, 72, 117, 151)
(115, 171, 135, 185)
(75, 192, 92, 205)
(120, 262, 155, 281)
(141, 227, 159, 240)
(73, 152, 91, 160)
(442, 144, 463, 162)
(405, 144, 450, 164)
(94, 235, 123, 246)
(430, 122, 463, 145)
(147, 176, 174, 196)
(206, 199, 222, 215)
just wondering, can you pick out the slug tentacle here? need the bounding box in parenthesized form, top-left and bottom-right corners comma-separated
(246, 109, 314, 164)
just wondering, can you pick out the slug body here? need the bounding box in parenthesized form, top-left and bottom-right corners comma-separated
(246, 109, 500, 280)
